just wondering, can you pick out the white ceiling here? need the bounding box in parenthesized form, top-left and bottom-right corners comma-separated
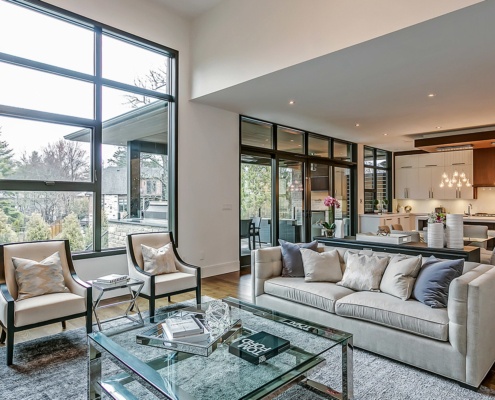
(192, 1, 495, 152)
(153, 0, 223, 19)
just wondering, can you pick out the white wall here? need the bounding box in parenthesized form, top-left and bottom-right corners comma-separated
(44, 0, 240, 278)
(191, 0, 482, 99)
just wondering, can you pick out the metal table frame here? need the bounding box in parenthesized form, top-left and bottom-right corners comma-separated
(90, 278, 145, 331)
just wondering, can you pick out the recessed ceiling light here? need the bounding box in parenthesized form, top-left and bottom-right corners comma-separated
(428, 93, 436, 98)
(289, 100, 295, 105)
(492, 142, 495, 145)
(355, 123, 360, 127)
(436, 126, 442, 129)
(383, 133, 388, 136)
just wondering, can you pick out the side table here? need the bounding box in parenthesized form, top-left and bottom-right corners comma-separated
(89, 278, 145, 331)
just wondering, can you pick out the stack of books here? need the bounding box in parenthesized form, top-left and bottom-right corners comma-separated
(162, 315, 210, 343)
(95, 274, 130, 284)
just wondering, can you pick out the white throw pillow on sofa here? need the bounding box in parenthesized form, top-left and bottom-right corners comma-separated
(300, 248, 342, 282)
(380, 254, 422, 300)
(337, 253, 389, 292)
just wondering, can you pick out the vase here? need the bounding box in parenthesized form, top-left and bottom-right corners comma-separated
(324, 229, 334, 238)
(427, 222, 444, 248)
(446, 214, 463, 249)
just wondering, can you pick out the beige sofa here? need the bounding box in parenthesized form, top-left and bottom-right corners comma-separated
(251, 245, 495, 388)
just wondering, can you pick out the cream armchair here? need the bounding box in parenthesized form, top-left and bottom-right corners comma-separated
(0, 240, 92, 365)
(126, 232, 201, 319)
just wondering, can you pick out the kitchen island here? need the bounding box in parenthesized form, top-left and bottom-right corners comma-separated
(416, 214, 495, 231)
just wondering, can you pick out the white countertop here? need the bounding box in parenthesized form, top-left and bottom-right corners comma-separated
(359, 213, 420, 218)
(416, 215, 495, 222)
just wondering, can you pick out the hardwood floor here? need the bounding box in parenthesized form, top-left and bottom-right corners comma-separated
(3, 267, 495, 392)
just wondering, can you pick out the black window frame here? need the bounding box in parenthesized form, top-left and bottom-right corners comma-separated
(0, 0, 178, 257)
(239, 115, 358, 260)
(363, 146, 392, 213)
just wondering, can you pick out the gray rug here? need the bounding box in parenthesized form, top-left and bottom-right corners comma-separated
(1, 301, 494, 400)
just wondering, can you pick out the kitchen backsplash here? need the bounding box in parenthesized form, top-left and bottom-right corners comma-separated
(393, 188, 495, 215)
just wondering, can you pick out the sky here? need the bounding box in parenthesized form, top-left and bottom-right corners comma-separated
(0, 0, 167, 164)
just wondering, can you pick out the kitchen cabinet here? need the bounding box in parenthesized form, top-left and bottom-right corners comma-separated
(473, 148, 495, 187)
(395, 155, 419, 199)
(416, 165, 445, 199)
(394, 150, 473, 200)
(359, 214, 414, 233)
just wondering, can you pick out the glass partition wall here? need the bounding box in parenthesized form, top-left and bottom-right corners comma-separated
(240, 116, 357, 265)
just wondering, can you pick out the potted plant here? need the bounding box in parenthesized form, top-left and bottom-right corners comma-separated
(318, 196, 341, 237)
(373, 199, 380, 213)
(382, 199, 389, 213)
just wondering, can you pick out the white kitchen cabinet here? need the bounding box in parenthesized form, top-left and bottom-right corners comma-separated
(417, 152, 444, 168)
(397, 215, 413, 230)
(395, 166, 418, 200)
(394, 150, 472, 200)
(360, 214, 406, 233)
(416, 165, 445, 199)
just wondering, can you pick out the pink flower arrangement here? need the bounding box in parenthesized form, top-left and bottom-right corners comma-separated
(323, 196, 341, 208)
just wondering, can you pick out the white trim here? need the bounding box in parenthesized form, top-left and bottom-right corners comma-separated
(201, 260, 239, 278)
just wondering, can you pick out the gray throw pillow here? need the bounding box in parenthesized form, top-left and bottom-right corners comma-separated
(279, 239, 318, 277)
(12, 252, 69, 301)
(337, 253, 390, 292)
(380, 254, 422, 300)
(412, 256, 464, 308)
(300, 248, 342, 282)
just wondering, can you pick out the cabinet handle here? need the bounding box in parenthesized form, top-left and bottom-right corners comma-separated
(452, 162, 465, 166)
(425, 164, 437, 167)
(401, 166, 412, 169)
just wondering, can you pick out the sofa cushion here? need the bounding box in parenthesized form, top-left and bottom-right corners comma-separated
(413, 256, 464, 308)
(279, 240, 318, 277)
(300, 248, 342, 282)
(335, 292, 449, 341)
(264, 277, 355, 313)
(337, 253, 389, 292)
(380, 254, 422, 300)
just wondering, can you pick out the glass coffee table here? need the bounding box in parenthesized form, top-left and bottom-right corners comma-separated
(88, 297, 353, 400)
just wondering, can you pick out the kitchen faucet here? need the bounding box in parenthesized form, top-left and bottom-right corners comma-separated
(467, 204, 472, 216)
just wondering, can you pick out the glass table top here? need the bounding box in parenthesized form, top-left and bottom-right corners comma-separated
(88, 297, 352, 400)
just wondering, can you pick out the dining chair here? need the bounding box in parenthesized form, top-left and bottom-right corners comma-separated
(249, 217, 262, 249)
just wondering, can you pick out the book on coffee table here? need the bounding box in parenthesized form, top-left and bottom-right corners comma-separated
(162, 315, 204, 339)
(95, 274, 129, 284)
(228, 331, 290, 365)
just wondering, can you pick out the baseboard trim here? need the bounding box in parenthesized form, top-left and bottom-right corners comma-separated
(201, 260, 239, 278)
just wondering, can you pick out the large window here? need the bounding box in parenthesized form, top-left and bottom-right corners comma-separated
(0, 0, 176, 252)
(240, 116, 356, 262)
(364, 146, 391, 213)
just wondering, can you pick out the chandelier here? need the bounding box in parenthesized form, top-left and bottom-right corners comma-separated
(439, 170, 471, 188)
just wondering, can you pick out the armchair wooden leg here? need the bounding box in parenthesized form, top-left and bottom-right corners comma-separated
(168, 296, 171, 302)
(150, 298, 155, 323)
(196, 286, 201, 305)
(61, 321, 66, 329)
(6, 329, 14, 366)
(86, 312, 93, 334)
(0, 328, 5, 344)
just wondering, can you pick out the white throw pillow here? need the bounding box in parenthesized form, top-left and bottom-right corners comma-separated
(141, 243, 178, 275)
(12, 251, 69, 301)
(300, 248, 342, 282)
(380, 254, 422, 300)
(337, 253, 389, 292)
